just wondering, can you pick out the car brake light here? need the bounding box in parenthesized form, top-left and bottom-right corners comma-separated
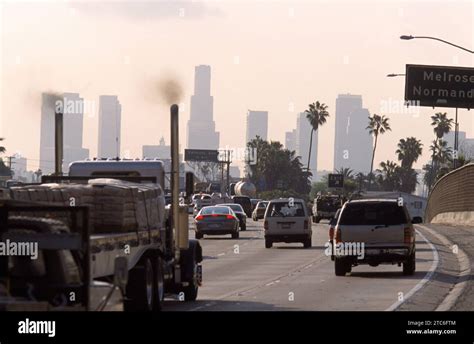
(404, 227, 412, 244)
(329, 227, 335, 240)
(335, 228, 342, 243)
(264, 220, 268, 230)
(226, 215, 234, 219)
(304, 220, 308, 230)
(196, 215, 204, 221)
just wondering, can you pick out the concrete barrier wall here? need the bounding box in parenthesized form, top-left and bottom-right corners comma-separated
(425, 163, 474, 224)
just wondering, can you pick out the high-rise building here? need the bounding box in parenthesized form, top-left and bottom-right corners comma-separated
(285, 129, 297, 152)
(98, 95, 121, 158)
(186, 65, 220, 150)
(39, 93, 57, 174)
(142, 137, 171, 159)
(296, 112, 317, 177)
(333, 94, 372, 173)
(63, 93, 89, 171)
(39, 92, 89, 174)
(246, 110, 268, 144)
(445, 130, 474, 158)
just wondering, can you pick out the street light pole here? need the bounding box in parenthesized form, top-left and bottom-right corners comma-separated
(400, 35, 474, 54)
(454, 108, 459, 169)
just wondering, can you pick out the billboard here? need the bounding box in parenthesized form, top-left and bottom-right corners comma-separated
(405, 64, 474, 109)
(184, 149, 219, 162)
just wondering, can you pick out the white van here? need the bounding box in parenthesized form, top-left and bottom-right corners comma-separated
(263, 198, 312, 249)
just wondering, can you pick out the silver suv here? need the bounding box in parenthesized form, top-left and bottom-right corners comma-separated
(333, 199, 421, 276)
(263, 198, 312, 249)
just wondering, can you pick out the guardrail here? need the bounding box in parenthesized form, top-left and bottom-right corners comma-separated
(425, 163, 474, 224)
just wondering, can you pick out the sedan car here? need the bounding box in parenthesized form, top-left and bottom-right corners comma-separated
(252, 201, 268, 221)
(220, 203, 247, 230)
(194, 206, 240, 239)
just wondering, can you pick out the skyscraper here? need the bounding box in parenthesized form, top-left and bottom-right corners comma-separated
(285, 129, 297, 152)
(39, 93, 57, 174)
(186, 65, 220, 150)
(98, 95, 121, 158)
(246, 110, 268, 144)
(333, 94, 372, 173)
(39, 92, 89, 174)
(296, 112, 317, 177)
(63, 93, 89, 171)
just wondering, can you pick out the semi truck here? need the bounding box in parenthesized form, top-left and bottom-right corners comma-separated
(0, 104, 202, 311)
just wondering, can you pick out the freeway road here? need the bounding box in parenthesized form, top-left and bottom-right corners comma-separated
(164, 218, 439, 311)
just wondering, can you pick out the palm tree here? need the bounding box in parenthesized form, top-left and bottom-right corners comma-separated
(430, 139, 452, 165)
(355, 172, 367, 192)
(335, 167, 354, 181)
(0, 138, 5, 154)
(396, 137, 423, 168)
(377, 160, 400, 191)
(431, 112, 453, 139)
(305, 101, 329, 172)
(367, 114, 391, 188)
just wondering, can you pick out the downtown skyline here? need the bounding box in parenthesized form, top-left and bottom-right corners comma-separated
(1, 1, 473, 173)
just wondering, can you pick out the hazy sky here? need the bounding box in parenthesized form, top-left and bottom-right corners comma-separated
(1, 0, 473, 172)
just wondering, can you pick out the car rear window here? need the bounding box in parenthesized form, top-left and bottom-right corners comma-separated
(266, 202, 306, 217)
(201, 207, 231, 215)
(339, 202, 409, 226)
(222, 204, 243, 212)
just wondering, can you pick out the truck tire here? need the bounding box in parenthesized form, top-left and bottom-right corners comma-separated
(152, 255, 165, 311)
(303, 237, 312, 248)
(335, 258, 349, 276)
(195, 232, 203, 239)
(179, 240, 202, 302)
(124, 258, 154, 311)
(315, 216, 321, 223)
(181, 257, 199, 302)
(403, 251, 416, 276)
(265, 239, 272, 249)
(231, 231, 239, 239)
(241, 222, 247, 231)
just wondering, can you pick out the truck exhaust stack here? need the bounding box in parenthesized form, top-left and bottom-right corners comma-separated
(170, 104, 180, 262)
(54, 106, 63, 176)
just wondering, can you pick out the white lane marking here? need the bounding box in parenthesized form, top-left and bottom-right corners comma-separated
(385, 228, 439, 311)
(217, 253, 226, 257)
(418, 225, 471, 311)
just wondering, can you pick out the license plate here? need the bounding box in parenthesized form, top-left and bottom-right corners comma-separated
(281, 223, 291, 229)
(209, 224, 221, 228)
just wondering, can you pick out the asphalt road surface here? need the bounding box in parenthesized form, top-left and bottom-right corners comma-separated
(164, 218, 438, 311)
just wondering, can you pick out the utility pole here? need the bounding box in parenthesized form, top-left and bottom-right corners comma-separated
(453, 108, 459, 169)
(226, 150, 232, 195)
